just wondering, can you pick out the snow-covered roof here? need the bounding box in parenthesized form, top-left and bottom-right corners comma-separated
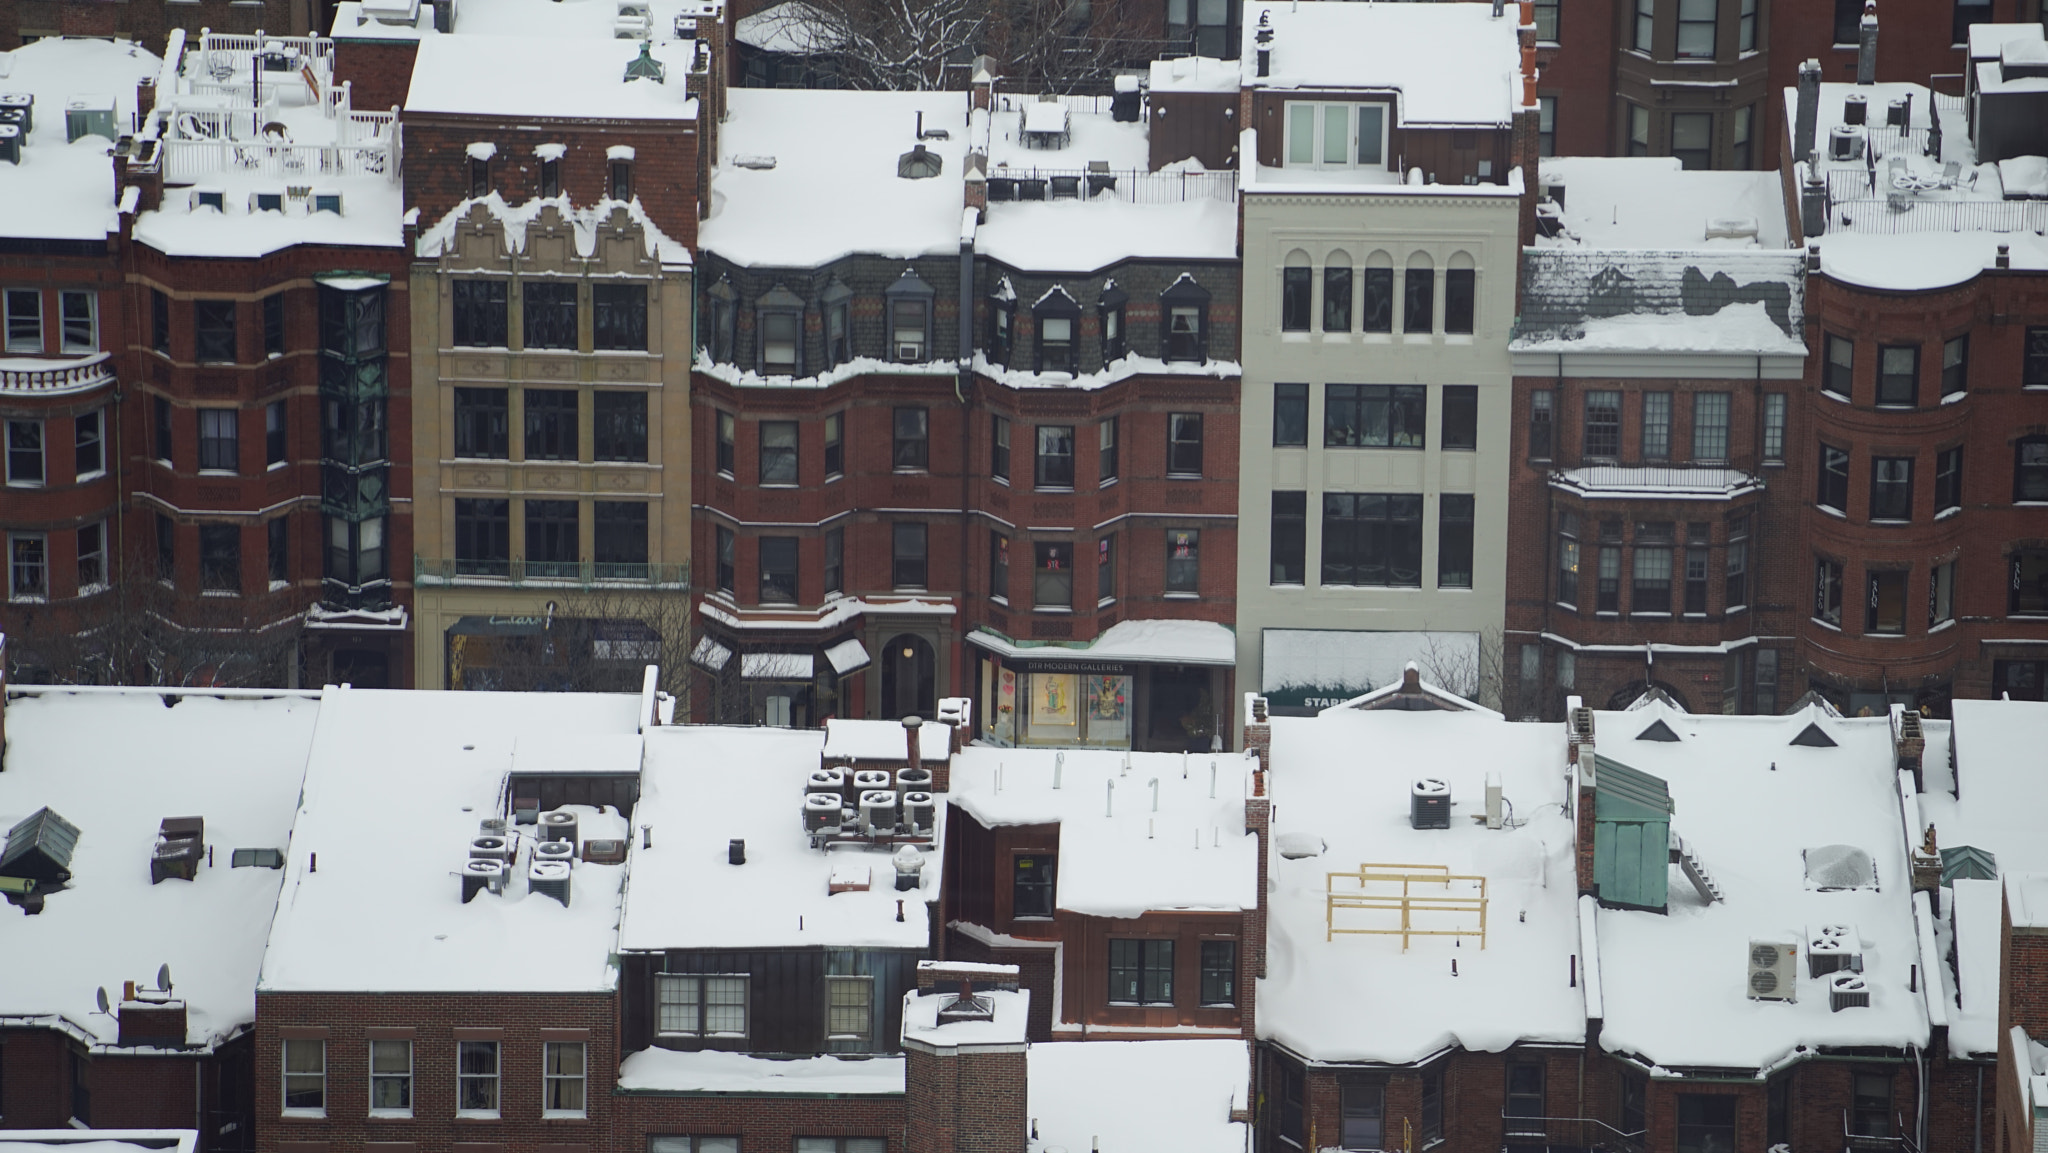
(405, 35, 700, 119)
(1028, 1040, 1247, 1153)
(1512, 249, 1805, 357)
(1535, 158, 1788, 250)
(733, 1, 843, 54)
(1588, 702, 1928, 1071)
(1, 1133, 199, 1153)
(1917, 700, 2048, 1056)
(1238, 0, 1521, 125)
(0, 689, 318, 1049)
(0, 39, 162, 242)
(617, 1048, 905, 1094)
(619, 725, 939, 951)
(948, 746, 1259, 920)
(1794, 80, 2048, 289)
(700, 89, 1236, 271)
(966, 619, 1237, 666)
(1258, 703, 1584, 1064)
(256, 687, 643, 994)
(1148, 55, 1238, 95)
(900, 987, 1029, 1050)
(821, 718, 953, 763)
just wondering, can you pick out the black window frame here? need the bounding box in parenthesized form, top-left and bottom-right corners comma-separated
(1725, 515, 1750, 611)
(2015, 436, 2048, 503)
(1816, 555, 1845, 625)
(1321, 492, 1424, 588)
(1631, 522, 1675, 614)
(1671, 111, 1713, 169)
(715, 411, 735, 476)
(1583, 390, 1621, 459)
(454, 388, 510, 460)
(1556, 511, 1581, 609)
(74, 408, 104, 479)
(1529, 390, 1554, 461)
(523, 389, 579, 462)
(523, 282, 579, 352)
(1684, 522, 1710, 614)
(1099, 284, 1128, 362)
(1402, 264, 1434, 333)
(1851, 1072, 1893, 1139)
(1274, 383, 1309, 447)
(1034, 290, 1080, 374)
(609, 158, 633, 200)
(525, 499, 580, 577)
(1504, 1060, 1545, 1135)
(1819, 443, 1851, 512)
(453, 280, 510, 348)
(1280, 265, 1312, 332)
(593, 391, 648, 463)
(1322, 264, 1352, 333)
(263, 293, 285, 358)
(989, 531, 1010, 602)
(265, 399, 288, 467)
(2025, 327, 2048, 388)
(1160, 277, 1210, 364)
(1443, 267, 1475, 334)
(1676, 1094, 1736, 1153)
(1198, 940, 1236, 1006)
(1871, 455, 1914, 522)
(156, 513, 176, 582)
(152, 289, 171, 355)
(1096, 535, 1116, 603)
(197, 408, 239, 473)
(1876, 344, 1920, 407)
(1338, 1078, 1384, 1152)
(1324, 384, 1426, 449)
(823, 526, 844, 596)
(1438, 494, 1474, 589)
(1271, 491, 1306, 585)
(1867, 567, 1908, 635)
(991, 415, 1011, 483)
(715, 525, 735, 593)
(1361, 266, 1394, 333)
(1942, 335, 1968, 396)
(824, 413, 844, 479)
(1107, 938, 1174, 1005)
(2011, 549, 2048, 616)
(1012, 853, 1055, 919)
(1825, 334, 1855, 399)
(1441, 385, 1477, 451)
(1935, 446, 1962, 513)
(1165, 528, 1200, 594)
(593, 283, 649, 352)
(594, 501, 648, 576)
(455, 498, 511, 577)
(1098, 418, 1119, 483)
(194, 299, 237, 364)
(199, 523, 241, 593)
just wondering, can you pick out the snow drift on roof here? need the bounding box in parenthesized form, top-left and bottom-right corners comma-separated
(1239, 0, 1521, 126)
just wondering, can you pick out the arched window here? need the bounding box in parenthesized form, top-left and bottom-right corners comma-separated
(1281, 250, 1312, 332)
(1445, 252, 1476, 335)
(1403, 253, 1435, 334)
(1322, 249, 1353, 333)
(1362, 251, 1394, 333)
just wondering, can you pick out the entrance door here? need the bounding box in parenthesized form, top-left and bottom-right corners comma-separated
(1147, 665, 1213, 750)
(882, 634, 936, 719)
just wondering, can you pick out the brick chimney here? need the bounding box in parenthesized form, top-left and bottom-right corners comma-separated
(1856, 0, 1878, 85)
(904, 963, 1027, 1153)
(1569, 699, 1598, 896)
(1242, 692, 1271, 776)
(903, 715, 923, 777)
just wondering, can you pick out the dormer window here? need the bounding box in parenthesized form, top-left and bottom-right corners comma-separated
(1284, 102, 1387, 169)
(821, 278, 852, 367)
(706, 278, 737, 363)
(1033, 286, 1079, 374)
(884, 269, 935, 364)
(539, 158, 560, 198)
(312, 192, 342, 214)
(1098, 282, 1127, 362)
(194, 189, 225, 211)
(254, 192, 283, 213)
(1159, 275, 1209, 364)
(986, 277, 1017, 367)
(610, 158, 634, 200)
(755, 285, 805, 376)
(468, 156, 491, 197)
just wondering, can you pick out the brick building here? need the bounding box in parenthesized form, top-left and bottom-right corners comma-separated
(686, 76, 1241, 747)
(0, 0, 309, 52)
(0, 31, 413, 688)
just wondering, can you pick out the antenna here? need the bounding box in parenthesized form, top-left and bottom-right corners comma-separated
(96, 987, 111, 1014)
(158, 963, 173, 993)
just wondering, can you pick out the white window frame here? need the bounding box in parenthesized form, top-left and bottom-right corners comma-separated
(4, 287, 42, 353)
(281, 1038, 326, 1118)
(368, 1039, 413, 1118)
(455, 1039, 500, 1119)
(8, 533, 49, 603)
(77, 521, 107, 594)
(75, 408, 105, 480)
(826, 975, 874, 1042)
(542, 1041, 587, 1118)
(1283, 101, 1388, 170)
(60, 290, 97, 353)
(6, 418, 45, 487)
(656, 973, 750, 1038)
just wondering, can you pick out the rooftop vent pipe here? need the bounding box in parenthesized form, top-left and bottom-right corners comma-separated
(1795, 59, 1822, 167)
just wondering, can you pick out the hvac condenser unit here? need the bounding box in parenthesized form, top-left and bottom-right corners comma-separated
(1746, 940, 1798, 1002)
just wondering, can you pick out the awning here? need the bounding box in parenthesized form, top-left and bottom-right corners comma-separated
(824, 637, 871, 675)
(1261, 628, 1476, 714)
(741, 652, 814, 681)
(967, 619, 1235, 667)
(689, 634, 733, 672)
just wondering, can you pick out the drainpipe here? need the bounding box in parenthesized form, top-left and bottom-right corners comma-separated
(956, 231, 976, 699)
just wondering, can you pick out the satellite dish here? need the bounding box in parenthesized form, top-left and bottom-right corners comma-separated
(96, 986, 111, 1013)
(157, 963, 172, 993)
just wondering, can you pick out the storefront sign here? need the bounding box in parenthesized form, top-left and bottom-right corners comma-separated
(1010, 659, 1134, 676)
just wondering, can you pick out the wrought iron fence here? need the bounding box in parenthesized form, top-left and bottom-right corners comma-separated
(984, 167, 1236, 205)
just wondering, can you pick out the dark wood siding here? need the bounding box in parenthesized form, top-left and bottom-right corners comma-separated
(941, 806, 1060, 939)
(507, 772, 641, 818)
(621, 948, 923, 1059)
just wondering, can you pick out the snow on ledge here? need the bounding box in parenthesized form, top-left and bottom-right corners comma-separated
(466, 142, 498, 162)
(617, 1049, 905, 1095)
(417, 192, 691, 268)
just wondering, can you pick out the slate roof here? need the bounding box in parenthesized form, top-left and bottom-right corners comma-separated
(1512, 249, 1805, 349)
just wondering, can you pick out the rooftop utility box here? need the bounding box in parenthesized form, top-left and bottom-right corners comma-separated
(64, 96, 116, 143)
(1410, 778, 1450, 830)
(1592, 755, 1673, 912)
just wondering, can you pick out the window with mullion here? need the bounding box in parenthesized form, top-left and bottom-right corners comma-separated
(525, 500, 579, 577)
(1012, 853, 1055, 918)
(1692, 392, 1730, 462)
(1166, 528, 1200, 593)
(454, 388, 510, 459)
(369, 1040, 412, 1115)
(1438, 495, 1474, 589)
(656, 974, 750, 1037)
(198, 409, 239, 473)
(1325, 384, 1425, 449)
(195, 300, 237, 363)
(1280, 265, 1311, 332)
(1676, 0, 1716, 57)
(456, 1041, 499, 1114)
(1034, 541, 1072, 609)
(1633, 0, 1655, 51)
(456, 499, 511, 576)
(5, 419, 44, 486)
(1035, 425, 1075, 489)
(1556, 512, 1580, 608)
(1725, 515, 1750, 610)
(1339, 1079, 1385, 1152)
(282, 1038, 325, 1113)
(1824, 335, 1854, 399)
(523, 283, 579, 351)
(1534, 0, 1558, 40)
(1323, 265, 1352, 332)
(544, 1042, 585, 1116)
(1199, 940, 1236, 1005)
(1871, 457, 1914, 521)
(759, 536, 798, 604)
(759, 421, 798, 485)
(524, 389, 579, 461)
(594, 501, 647, 576)
(1361, 267, 1394, 333)
(1321, 493, 1423, 587)
(893, 407, 929, 471)
(1631, 525, 1673, 614)
(1167, 413, 1204, 477)
(1107, 938, 1174, 1005)
(593, 283, 648, 351)
(1685, 529, 1710, 614)
(1677, 1095, 1736, 1153)
(1877, 345, 1919, 407)
(1641, 392, 1671, 460)
(453, 280, 509, 348)
(992, 415, 1011, 482)
(1583, 391, 1621, 459)
(1035, 301, 1078, 374)
(593, 391, 648, 462)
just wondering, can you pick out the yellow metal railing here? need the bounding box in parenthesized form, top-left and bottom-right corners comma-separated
(1325, 862, 1488, 949)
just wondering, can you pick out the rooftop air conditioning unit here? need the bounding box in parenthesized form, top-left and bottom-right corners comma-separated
(514, 796, 541, 824)
(1828, 971, 1870, 1011)
(1829, 125, 1865, 161)
(150, 836, 202, 884)
(582, 838, 627, 864)
(1747, 940, 1798, 1002)
(805, 792, 844, 834)
(540, 810, 579, 845)
(897, 766, 934, 792)
(1410, 779, 1451, 830)
(534, 840, 575, 865)
(853, 769, 894, 793)
(479, 818, 509, 838)
(1843, 93, 1867, 125)
(860, 789, 899, 836)
(902, 791, 936, 834)
(461, 858, 505, 902)
(469, 835, 511, 862)
(1808, 924, 1863, 977)
(65, 97, 116, 144)
(0, 93, 35, 135)
(0, 125, 20, 165)
(529, 860, 572, 905)
(897, 343, 922, 363)
(808, 767, 847, 797)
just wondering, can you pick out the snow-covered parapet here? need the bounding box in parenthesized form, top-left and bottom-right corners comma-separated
(416, 193, 691, 269)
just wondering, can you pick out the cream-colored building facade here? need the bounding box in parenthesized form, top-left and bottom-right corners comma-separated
(410, 203, 693, 690)
(1234, 186, 1522, 722)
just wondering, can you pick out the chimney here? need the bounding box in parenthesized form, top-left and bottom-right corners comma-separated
(1806, 244, 1822, 271)
(903, 715, 923, 775)
(1997, 244, 2011, 269)
(1254, 12, 1273, 79)
(1242, 693, 1272, 776)
(904, 963, 1027, 1153)
(970, 55, 997, 111)
(1568, 700, 1598, 896)
(116, 999, 188, 1047)
(1856, 1, 1878, 86)
(1801, 171, 1829, 239)
(1795, 59, 1822, 166)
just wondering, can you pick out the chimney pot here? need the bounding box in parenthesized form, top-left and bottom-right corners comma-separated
(903, 715, 923, 772)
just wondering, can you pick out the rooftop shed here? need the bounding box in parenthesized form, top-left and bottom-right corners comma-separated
(1591, 756, 1672, 913)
